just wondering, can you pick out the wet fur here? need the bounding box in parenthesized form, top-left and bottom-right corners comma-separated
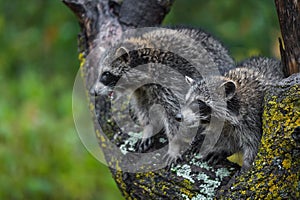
(91, 27, 236, 167)
(182, 57, 284, 169)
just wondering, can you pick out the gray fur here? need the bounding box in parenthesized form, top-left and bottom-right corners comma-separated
(181, 57, 284, 170)
(91, 27, 235, 167)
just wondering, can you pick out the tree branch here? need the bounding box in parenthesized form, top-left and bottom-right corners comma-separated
(63, 0, 240, 199)
(217, 73, 300, 199)
(64, 0, 300, 199)
(119, 0, 174, 27)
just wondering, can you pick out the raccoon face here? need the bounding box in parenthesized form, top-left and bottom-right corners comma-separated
(90, 69, 122, 97)
(90, 47, 130, 97)
(178, 76, 237, 129)
(180, 96, 212, 129)
(179, 76, 211, 128)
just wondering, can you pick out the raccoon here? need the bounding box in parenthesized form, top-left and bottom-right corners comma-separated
(178, 57, 284, 170)
(90, 27, 235, 167)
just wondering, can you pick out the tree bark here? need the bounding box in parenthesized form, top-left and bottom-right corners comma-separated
(275, 0, 300, 76)
(216, 73, 300, 199)
(63, 0, 300, 199)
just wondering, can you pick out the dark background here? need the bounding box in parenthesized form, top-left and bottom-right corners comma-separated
(0, 0, 280, 199)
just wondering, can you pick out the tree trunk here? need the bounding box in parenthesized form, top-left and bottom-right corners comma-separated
(63, 0, 300, 199)
(275, 0, 300, 76)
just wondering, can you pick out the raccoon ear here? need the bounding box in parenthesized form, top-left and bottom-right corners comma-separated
(185, 76, 195, 86)
(115, 46, 130, 61)
(221, 80, 236, 100)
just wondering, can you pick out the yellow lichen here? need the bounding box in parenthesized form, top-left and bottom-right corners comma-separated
(180, 187, 194, 199)
(282, 158, 291, 170)
(115, 170, 130, 198)
(182, 179, 193, 190)
(296, 117, 300, 126)
(221, 83, 300, 199)
(89, 102, 95, 112)
(78, 53, 86, 68)
(240, 191, 246, 195)
(95, 129, 101, 138)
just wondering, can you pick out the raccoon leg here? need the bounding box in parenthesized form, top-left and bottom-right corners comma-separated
(201, 150, 230, 165)
(199, 132, 233, 165)
(134, 108, 154, 152)
(163, 119, 185, 168)
(136, 104, 164, 152)
(163, 134, 183, 168)
(136, 124, 154, 152)
(242, 145, 257, 171)
(129, 91, 153, 152)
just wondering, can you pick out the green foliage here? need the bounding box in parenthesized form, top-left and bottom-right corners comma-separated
(164, 0, 281, 61)
(0, 0, 122, 199)
(0, 0, 281, 199)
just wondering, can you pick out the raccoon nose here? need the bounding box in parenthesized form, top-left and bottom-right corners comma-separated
(175, 113, 183, 122)
(89, 84, 100, 96)
(89, 85, 97, 96)
(90, 87, 95, 96)
(100, 71, 119, 86)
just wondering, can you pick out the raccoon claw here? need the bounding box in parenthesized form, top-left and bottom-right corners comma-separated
(135, 138, 153, 153)
(163, 153, 182, 170)
(201, 152, 226, 165)
(191, 147, 200, 156)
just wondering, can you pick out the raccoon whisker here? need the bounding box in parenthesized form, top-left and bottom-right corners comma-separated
(181, 56, 284, 171)
(92, 27, 239, 169)
(191, 110, 209, 117)
(184, 115, 207, 123)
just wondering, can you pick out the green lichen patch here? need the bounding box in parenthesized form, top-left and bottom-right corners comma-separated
(172, 164, 194, 183)
(119, 132, 142, 154)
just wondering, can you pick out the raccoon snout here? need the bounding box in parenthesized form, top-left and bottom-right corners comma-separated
(100, 71, 119, 86)
(175, 113, 183, 122)
(89, 85, 97, 96)
(89, 83, 101, 96)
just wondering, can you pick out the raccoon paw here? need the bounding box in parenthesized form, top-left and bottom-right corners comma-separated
(135, 138, 153, 153)
(163, 152, 182, 170)
(201, 152, 227, 165)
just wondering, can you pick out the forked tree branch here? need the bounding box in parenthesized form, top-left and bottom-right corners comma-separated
(64, 0, 300, 199)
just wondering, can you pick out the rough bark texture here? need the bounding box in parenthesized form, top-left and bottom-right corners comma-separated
(217, 73, 300, 199)
(275, 0, 300, 76)
(119, 0, 173, 27)
(63, 0, 300, 199)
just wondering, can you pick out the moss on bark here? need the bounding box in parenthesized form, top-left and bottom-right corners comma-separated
(217, 73, 300, 199)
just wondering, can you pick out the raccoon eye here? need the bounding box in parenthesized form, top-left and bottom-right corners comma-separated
(100, 71, 119, 86)
(198, 100, 211, 115)
(189, 100, 209, 113)
(190, 100, 211, 116)
(197, 100, 206, 109)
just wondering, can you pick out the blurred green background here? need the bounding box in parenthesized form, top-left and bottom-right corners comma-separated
(0, 0, 280, 199)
